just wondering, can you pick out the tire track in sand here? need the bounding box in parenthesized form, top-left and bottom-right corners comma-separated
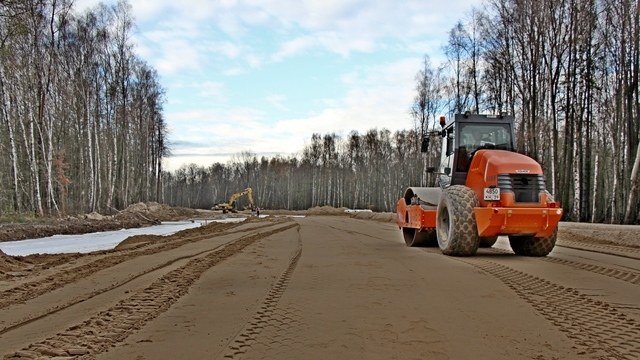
(2, 223, 298, 360)
(542, 257, 640, 286)
(0, 220, 289, 336)
(454, 253, 640, 360)
(219, 228, 303, 359)
(0, 221, 246, 309)
(556, 240, 640, 261)
(489, 247, 640, 286)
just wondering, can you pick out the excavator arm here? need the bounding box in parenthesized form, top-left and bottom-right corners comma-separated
(228, 192, 242, 207)
(229, 188, 253, 207)
(214, 188, 253, 213)
(247, 188, 254, 207)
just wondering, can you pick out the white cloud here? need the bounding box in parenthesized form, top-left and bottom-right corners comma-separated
(166, 105, 300, 169)
(76, 0, 479, 64)
(139, 24, 206, 74)
(196, 81, 226, 99)
(252, 0, 478, 59)
(215, 41, 243, 59)
(266, 94, 289, 111)
(271, 36, 317, 62)
(245, 53, 263, 68)
(272, 58, 423, 140)
(222, 67, 246, 76)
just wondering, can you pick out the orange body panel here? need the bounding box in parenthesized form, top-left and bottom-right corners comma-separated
(396, 198, 436, 230)
(397, 197, 562, 237)
(466, 150, 543, 207)
(396, 150, 563, 238)
(474, 207, 562, 237)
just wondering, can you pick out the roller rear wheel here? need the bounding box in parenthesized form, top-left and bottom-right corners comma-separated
(509, 229, 557, 256)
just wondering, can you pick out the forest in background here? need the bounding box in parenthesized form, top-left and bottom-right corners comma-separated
(0, 0, 168, 217)
(1, 0, 639, 224)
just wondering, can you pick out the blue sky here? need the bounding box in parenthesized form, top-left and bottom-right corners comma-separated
(75, 0, 479, 171)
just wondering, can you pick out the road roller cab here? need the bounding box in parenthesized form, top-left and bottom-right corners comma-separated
(396, 114, 563, 257)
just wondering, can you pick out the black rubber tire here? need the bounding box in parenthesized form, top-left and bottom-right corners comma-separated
(436, 185, 480, 256)
(479, 236, 498, 248)
(402, 228, 438, 247)
(508, 228, 558, 256)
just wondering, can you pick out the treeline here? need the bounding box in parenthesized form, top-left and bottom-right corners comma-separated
(163, 131, 426, 212)
(166, 0, 640, 224)
(0, 0, 168, 216)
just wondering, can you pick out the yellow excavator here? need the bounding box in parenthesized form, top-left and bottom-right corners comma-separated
(213, 188, 254, 213)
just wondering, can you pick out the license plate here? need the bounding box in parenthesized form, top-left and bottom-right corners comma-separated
(484, 187, 500, 201)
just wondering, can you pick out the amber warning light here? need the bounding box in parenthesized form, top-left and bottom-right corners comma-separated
(439, 116, 446, 127)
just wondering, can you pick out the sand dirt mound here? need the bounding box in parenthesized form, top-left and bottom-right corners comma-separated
(306, 206, 350, 215)
(351, 211, 395, 223)
(264, 206, 395, 222)
(0, 249, 23, 273)
(558, 222, 640, 248)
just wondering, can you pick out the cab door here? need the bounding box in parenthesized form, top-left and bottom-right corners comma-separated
(438, 126, 455, 188)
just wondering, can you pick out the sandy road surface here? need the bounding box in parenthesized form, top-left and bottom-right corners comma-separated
(1, 215, 639, 359)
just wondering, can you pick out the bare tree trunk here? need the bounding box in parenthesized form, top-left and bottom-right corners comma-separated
(106, 132, 117, 212)
(87, 109, 96, 212)
(28, 117, 44, 216)
(624, 141, 640, 223)
(591, 142, 599, 223)
(156, 147, 162, 203)
(44, 113, 59, 215)
(571, 126, 581, 220)
(550, 121, 557, 194)
(0, 70, 20, 211)
(610, 129, 619, 223)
